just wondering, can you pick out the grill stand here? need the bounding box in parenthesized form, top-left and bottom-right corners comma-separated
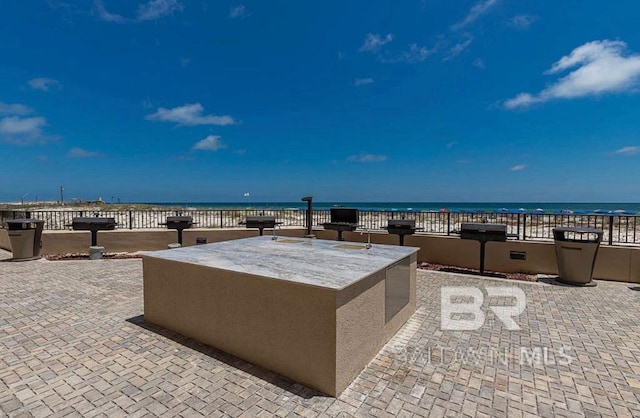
(385, 220, 421, 246)
(69, 217, 117, 250)
(459, 223, 508, 276)
(176, 228, 186, 245)
(159, 216, 195, 246)
(242, 216, 281, 237)
(398, 234, 407, 247)
(478, 239, 488, 275)
(322, 223, 358, 241)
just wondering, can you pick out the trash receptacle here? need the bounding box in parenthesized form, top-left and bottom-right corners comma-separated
(6, 219, 44, 261)
(553, 227, 603, 286)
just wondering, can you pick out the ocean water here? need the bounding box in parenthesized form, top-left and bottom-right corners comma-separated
(140, 202, 640, 214)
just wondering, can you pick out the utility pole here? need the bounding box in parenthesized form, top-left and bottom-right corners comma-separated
(60, 186, 64, 205)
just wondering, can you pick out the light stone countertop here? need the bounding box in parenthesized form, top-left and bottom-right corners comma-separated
(144, 236, 418, 290)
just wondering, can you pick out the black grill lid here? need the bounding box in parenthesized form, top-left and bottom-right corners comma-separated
(459, 223, 507, 242)
(330, 208, 358, 224)
(165, 216, 194, 224)
(71, 217, 117, 231)
(245, 216, 277, 226)
(460, 223, 507, 233)
(387, 219, 416, 228)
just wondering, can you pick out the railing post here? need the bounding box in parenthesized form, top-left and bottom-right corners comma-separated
(516, 213, 521, 239)
(446, 212, 451, 235)
(220, 210, 223, 228)
(522, 214, 527, 241)
(129, 210, 133, 229)
(608, 216, 614, 245)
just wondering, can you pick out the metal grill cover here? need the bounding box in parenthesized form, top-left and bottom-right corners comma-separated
(329, 208, 358, 224)
(385, 219, 419, 246)
(71, 217, 117, 231)
(387, 219, 416, 231)
(164, 216, 194, 228)
(460, 223, 507, 242)
(245, 216, 277, 228)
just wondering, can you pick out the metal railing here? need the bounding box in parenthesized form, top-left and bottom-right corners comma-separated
(1, 209, 639, 246)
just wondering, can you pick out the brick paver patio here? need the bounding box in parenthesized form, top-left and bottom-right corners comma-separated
(1, 249, 639, 417)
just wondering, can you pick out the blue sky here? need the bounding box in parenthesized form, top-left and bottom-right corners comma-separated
(1, 0, 640, 203)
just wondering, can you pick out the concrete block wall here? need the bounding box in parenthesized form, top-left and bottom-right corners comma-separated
(1, 228, 638, 283)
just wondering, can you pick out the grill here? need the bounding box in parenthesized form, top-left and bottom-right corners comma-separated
(159, 216, 194, 245)
(71, 217, 117, 246)
(385, 219, 422, 246)
(459, 223, 507, 275)
(322, 208, 358, 241)
(242, 216, 281, 236)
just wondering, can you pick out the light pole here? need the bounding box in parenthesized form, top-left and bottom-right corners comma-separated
(21, 193, 29, 207)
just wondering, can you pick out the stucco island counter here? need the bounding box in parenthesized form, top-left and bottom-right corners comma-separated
(143, 236, 418, 396)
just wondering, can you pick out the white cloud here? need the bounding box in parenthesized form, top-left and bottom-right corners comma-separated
(347, 153, 387, 163)
(68, 147, 100, 158)
(392, 43, 434, 63)
(354, 78, 374, 86)
(229, 5, 247, 18)
(0, 102, 32, 115)
(179, 57, 191, 67)
(614, 146, 640, 155)
(444, 36, 473, 61)
(359, 33, 393, 52)
(509, 164, 526, 171)
(505, 40, 640, 109)
(146, 103, 236, 126)
(473, 58, 486, 69)
(446, 141, 457, 149)
(94, 0, 126, 23)
(0, 116, 45, 135)
(378, 43, 436, 64)
(451, 0, 499, 31)
(28, 77, 61, 92)
(508, 14, 538, 30)
(193, 135, 224, 151)
(94, 0, 183, 23)
(0, 116, 47, 144)
(504, 93, 540, 108)
(137, 0, 183, 21)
